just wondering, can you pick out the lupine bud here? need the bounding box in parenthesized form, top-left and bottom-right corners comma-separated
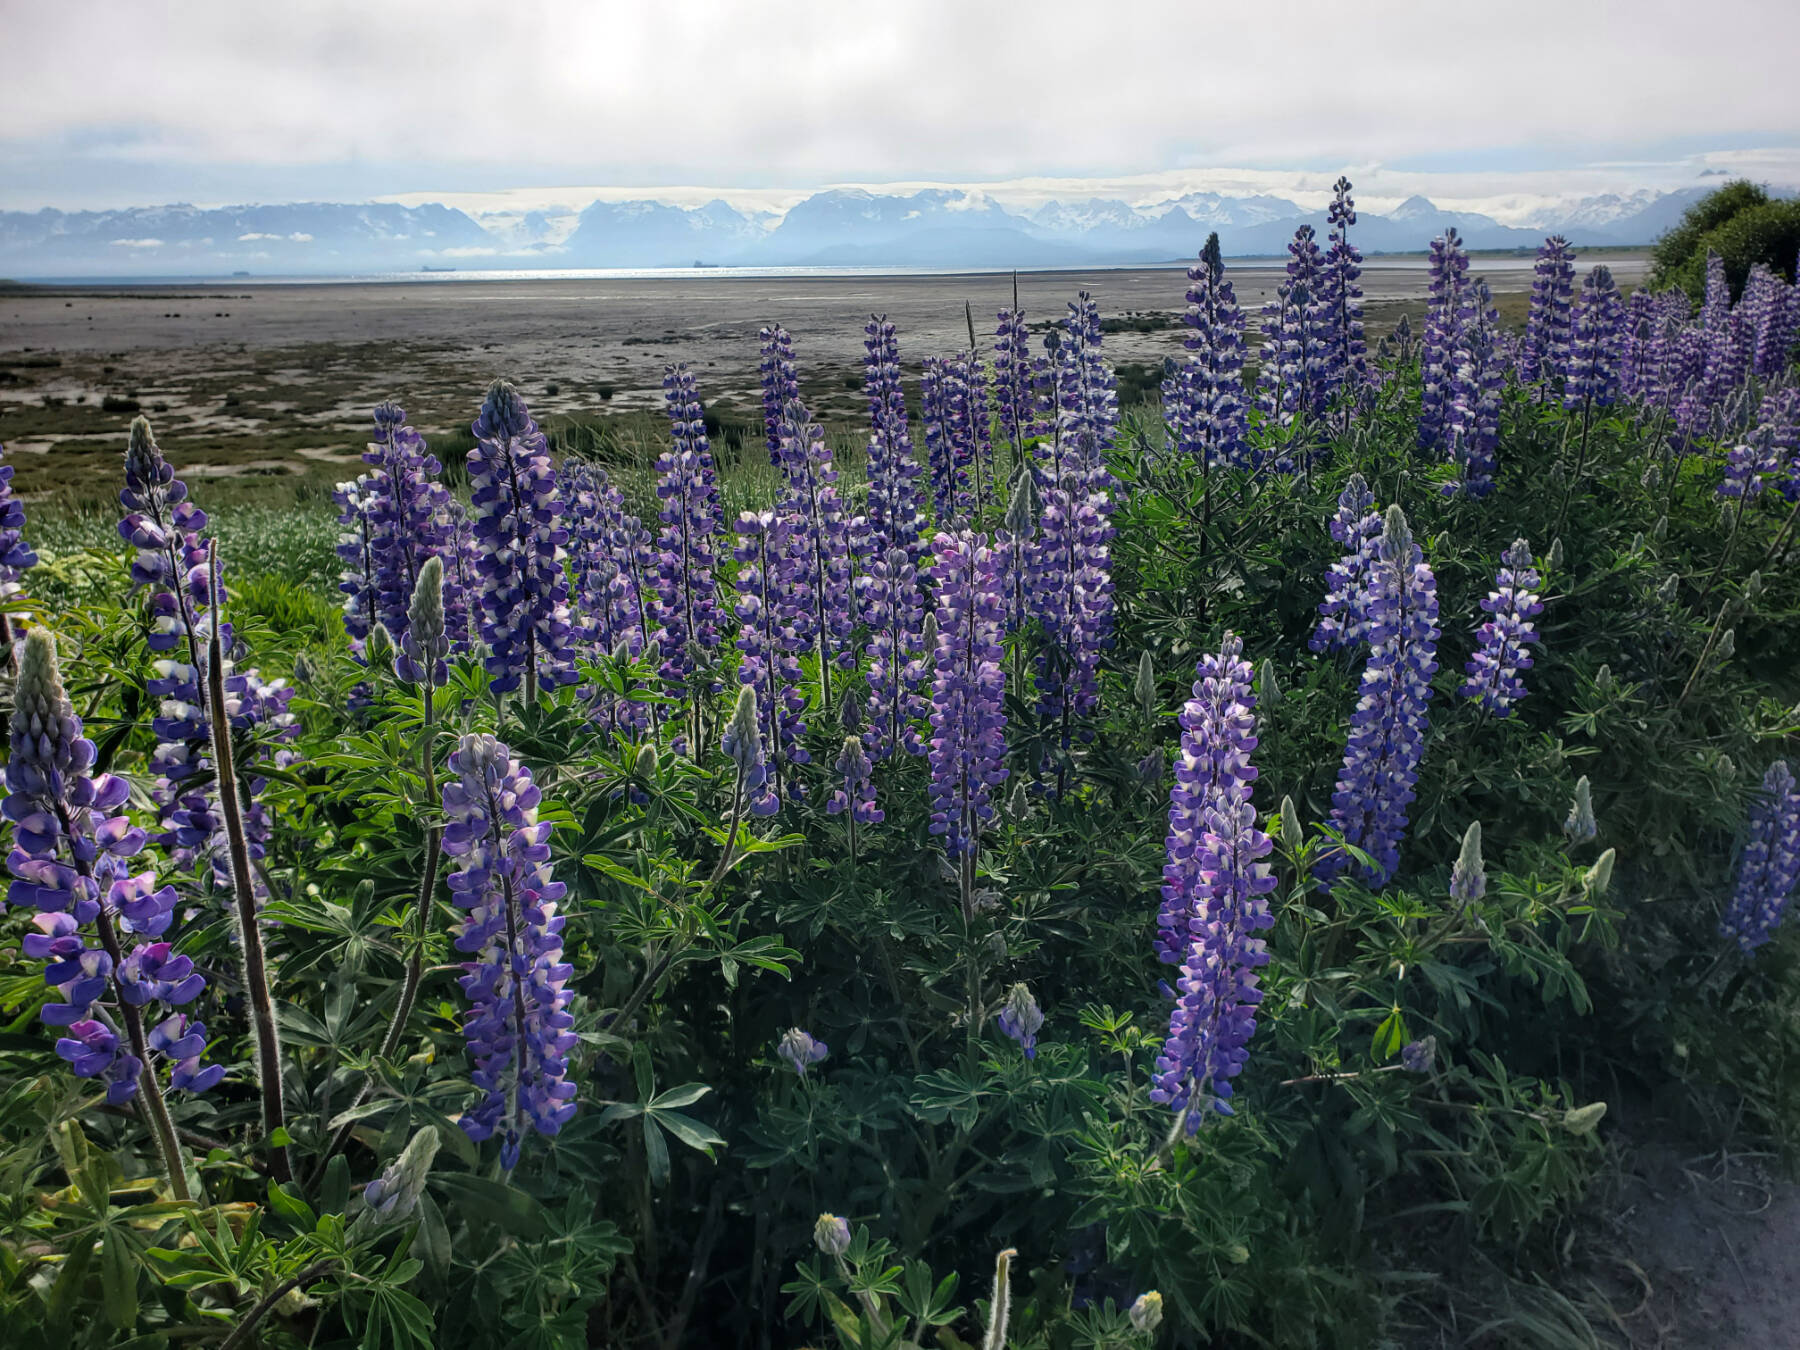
(363, 1126, 440, 1224)
(777, 1028, 828, 1077)
(996, 983, 1045, 1059)
(1546, 538, 1563, 571)
(1594, 665, 1614, 694)
(1716, 629, 1736, 661)
(1642, 464, 1662, 490)
(396, 555, 447, 685)
(633, 743, 658, 780)
(1258, 659, 1280, 704)
(1630, 532, 1645, 555)
(1653, 515, 1668, 541)
(1585, 848, 1616, 894)
(1450, 821, 1486, 904)
(1400, 1035, 1437, 1074)
(1128, 1291, 1165, 1333)
(1280, 796, 1303, 851)
(1563, 1101, 1608, 1135)
(1657, 574, 1680, 605)
(1565, 777, 1597, 842)
(1135, 650, 1158, 723)
(1745, 571, 1765, 602)
(1004, 779, 1032, 824)
(1719, 754, 1737, 782)
(813, 1213, 852, 1257)
(720, 686, 770, 812)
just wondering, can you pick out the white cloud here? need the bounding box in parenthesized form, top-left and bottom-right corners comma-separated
(4, 0, 1796, 203)
(238, 231, 276, 240)
(288, 231, 313, 241)
(109, 237, 164, 248)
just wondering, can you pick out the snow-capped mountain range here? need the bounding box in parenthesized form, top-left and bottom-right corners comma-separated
(0, 185, 1729, 279)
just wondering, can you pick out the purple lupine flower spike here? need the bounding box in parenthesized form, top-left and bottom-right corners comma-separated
(732, 509, 808, 812)
(1310, 473, 1383, 653)
(650, 365, 727, 703)
(442, 733, 578, 1168)
(1562, 265, 1625, 413)
(994, 306, 1049, 458)
(1460, 539, 1543, 716)
(1149, 631, 1276, 1127)
(1700, 252, 1747, 404)
(563, 460, 653, 731)
(1319, 179, 1370, 412)
(468, 381, 578, 700)
(0, 441, 38, 638)
(1030, 474, 1113, 732)
(927, 531, 1009, 885)
(363, 402, 460, 651)
(775, 399, 856, 707)
(1719, 761, 1800, 955)
(1154, 634, 1260, 966)
(827, 734, 881, 825)
(758, 323, 800, 466)
(1171, 233, 1251, 470)
(861, 545, 929, 760)
(1520, 237, 1577, 390)
(1444, 279, 1504, 497)
(861, 315, 926, 561)
(6, 629, 221, 1103)
(333, 476, 380, 663)
(996, 983, 1045, 1059)
(1318, 506, 1441, 888)
(1419, 229, 1472, 453)
(1046, 292, 1119, 495)
(1258, 224, 1331, 435)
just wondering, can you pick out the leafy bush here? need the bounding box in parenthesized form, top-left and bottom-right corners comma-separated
(1651, 178, 1800, 299)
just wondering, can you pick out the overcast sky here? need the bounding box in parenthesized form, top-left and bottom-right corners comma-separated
(5, 0, 1797, 212)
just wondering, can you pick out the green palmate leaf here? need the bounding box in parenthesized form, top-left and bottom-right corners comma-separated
(99, 1227, 138, 1329)
(428, 1175, 550, 1239)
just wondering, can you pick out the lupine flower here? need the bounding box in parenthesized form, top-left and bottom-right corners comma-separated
(1449, 821, 1486, 904)
(946, 349, 995, 519)
(927, 531, 1009, 864)
(1719, 428, 1781, 503)
(996, 983, 1044, 1059)
(758, 323, 801, 465)
(827, 734, 881, 825)
(1318, 179, 1370, 409)
(1756, 386, 1800, 501)
(0, 441, 38, 618)
(732, 510, 807, 812)
(1154, 634, 1260, 965)
(1419, 229, 1472, 452)
(1562, 265, 1625, 413)
(996, 473, 1039, 637)
(860, 315, 926, 561)
(777, 1027, 828, 1077)
(1310, 473, 1383, 653)
(775, 400, 856, 689)
(994, 306, 1050, 456)
(442, 733, 578, 1168)
(362, 402, 462, 651)
(6, 629, 220, 1103)
(1744, 264, 1800, 378)
(1444, 279, 1504, 497)
(564, 460, 654, 732)
(1719, 761, 1800, 955)
(1258, 225, 1331, 431)
(1319, 507, 1441, 888)
(467, 381, 577, 698)
(1520, 237, 1577, 388)
(1400, 1036, 1437, 1073)
(1030, 474, 1115, 734)
(1044, 293, 1119, 493)
(1149, 632, 1276, 1125)
(1700, 252, 1747, 404)
(720, 685, 773, 814)
(1564, 775, 1597, 842)
(333, 476, 381, 661)
(860, 545, 930, 760)
(814, 1213, 852, 1256)
(650, 366, 727, 700)
(1460, 540, 1543, 715)
(1170, 233, 1251, 470)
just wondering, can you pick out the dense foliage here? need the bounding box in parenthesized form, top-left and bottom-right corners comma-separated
(1651, 178, 1800, 300)
(3, 203, 1800, 1349)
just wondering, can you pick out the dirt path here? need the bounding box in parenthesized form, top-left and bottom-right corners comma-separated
(1604, 1140, 1800, 1346)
